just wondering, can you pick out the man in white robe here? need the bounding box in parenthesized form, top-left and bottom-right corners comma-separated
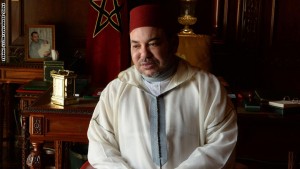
(87, 3, 237, 169)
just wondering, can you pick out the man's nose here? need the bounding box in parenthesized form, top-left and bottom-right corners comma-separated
(140, 46, 150, 57)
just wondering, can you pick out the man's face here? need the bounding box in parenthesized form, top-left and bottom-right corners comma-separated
(31, 33, 39, 42)
(130, 27, 174, 77)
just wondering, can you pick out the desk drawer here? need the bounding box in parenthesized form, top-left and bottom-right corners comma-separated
(29, 114, 91, 141)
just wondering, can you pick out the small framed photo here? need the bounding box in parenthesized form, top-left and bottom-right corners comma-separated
(25, 25, 55, 62)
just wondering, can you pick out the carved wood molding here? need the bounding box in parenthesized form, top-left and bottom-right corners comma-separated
(238, 0, 276, 48)
(32, 116, 43, 135)
(212, 0, 228, 42)
(8, 47, 25, 63)
(241, 0, 262, 48)
(0, 65, 43, 84)
(26, 142, 42, 169)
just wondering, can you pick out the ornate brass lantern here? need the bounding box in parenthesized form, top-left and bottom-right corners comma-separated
(178, 0, 197, 34)
(51, 70, 78, 106)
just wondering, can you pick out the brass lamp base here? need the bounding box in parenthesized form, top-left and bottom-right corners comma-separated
(178, 15, 197, 35)
(179, 26, 195, 35)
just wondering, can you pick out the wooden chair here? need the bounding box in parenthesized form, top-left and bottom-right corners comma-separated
(176, 34, 211, 72)
(81, 160, 248, 169)
(80, 161, 95, 169)
(234, 162, 248, 169)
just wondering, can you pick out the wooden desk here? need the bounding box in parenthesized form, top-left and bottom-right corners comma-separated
(22, 93, 300, 169)
(22, 90, 97, 169)
(236, 107, 300, 168)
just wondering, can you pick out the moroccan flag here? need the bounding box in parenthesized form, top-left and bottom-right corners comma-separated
(86, 0, 129, 88)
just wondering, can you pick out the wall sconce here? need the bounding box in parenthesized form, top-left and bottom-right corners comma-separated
(178, 0, 197, 34)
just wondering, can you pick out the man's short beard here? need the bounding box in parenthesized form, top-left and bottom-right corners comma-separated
(148, 72, 160, 78)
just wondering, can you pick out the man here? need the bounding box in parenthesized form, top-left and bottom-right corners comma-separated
(87, 3, 237, 169)
(29, 31, 50, 58)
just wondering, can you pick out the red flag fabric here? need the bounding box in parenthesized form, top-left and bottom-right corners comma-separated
(86, 0, 129, 88)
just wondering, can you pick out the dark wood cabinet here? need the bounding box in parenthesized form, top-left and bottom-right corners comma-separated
(0, 65, 43, 169)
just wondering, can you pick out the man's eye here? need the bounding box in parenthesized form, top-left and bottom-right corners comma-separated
(132, 44, 140, 49)
(149, 42, 159, 47)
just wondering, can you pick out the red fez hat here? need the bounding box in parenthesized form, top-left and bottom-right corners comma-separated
(130, 4, 165, 32)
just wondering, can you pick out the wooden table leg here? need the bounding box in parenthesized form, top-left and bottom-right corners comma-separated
(0, 83, 4, 165)
(55, 140, 63, 169)
(26, 142, 43, 169)
(288, 151, 296, 169)
(21, 114, 29, 169)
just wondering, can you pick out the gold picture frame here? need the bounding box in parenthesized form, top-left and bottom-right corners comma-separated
(25, 25, 55, 62)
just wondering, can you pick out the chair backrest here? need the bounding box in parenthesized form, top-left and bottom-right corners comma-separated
(176, 34, 211, 72)
(80, 161, 95, 169)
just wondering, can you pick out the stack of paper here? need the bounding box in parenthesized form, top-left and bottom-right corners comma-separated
(268, 100, 300, 108)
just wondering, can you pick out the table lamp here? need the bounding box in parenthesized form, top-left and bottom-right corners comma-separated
(178, 0, 197, 35)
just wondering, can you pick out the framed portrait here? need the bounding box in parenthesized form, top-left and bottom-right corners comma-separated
(25, 25, 55, 62)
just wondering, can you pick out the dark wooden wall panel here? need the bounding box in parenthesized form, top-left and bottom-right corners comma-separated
(23, 0, 88, 69)
(260, 0, 300, 96)
(24, 0, 88, 44)
(7, 0, 300, 96)
(211, 0, 300, 97)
